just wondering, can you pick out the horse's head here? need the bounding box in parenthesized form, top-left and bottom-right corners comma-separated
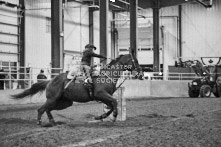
(117, 54, 143, 80)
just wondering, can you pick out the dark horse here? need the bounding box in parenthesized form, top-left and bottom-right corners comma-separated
(12, 54, 142, 125)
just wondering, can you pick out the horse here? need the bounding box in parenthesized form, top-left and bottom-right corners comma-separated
(12, 54, 142, 126)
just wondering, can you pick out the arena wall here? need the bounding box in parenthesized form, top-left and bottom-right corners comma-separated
(182, 0, 221, 59)
(25, 0, 52, 81)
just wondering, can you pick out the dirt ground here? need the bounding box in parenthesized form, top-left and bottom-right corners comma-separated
(0, 97, 221, 147)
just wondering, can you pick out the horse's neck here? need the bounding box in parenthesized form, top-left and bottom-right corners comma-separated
(101, 62, 124, 85)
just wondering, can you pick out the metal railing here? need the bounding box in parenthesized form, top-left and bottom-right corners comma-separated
(0, 66, 205, 90)
(122, 72, 199, 81)
(0, 66, 63, 90)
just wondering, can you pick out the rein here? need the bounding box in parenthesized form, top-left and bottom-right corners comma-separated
(115, 77, 127, 90)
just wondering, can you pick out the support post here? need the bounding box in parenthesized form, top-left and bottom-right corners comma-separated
(130, 0, 138, 57)
(51, 0, 64, 76)
(111, 12, 116, 58)
(153, 0, 160, 72)
(89, 7, 94, 45)
(99, 0, 108, 63)
(19, 0, 25, 88)
(178, 5, 182, 58)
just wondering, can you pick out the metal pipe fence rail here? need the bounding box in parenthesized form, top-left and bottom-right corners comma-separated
(125, 72, 199, 81)
(0, 66, 202, 90)
(0, 66, 63, 90)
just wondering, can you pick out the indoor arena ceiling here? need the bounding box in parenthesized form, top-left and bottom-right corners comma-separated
(0, 0, 212, 10)
(69, 0, 213, 11)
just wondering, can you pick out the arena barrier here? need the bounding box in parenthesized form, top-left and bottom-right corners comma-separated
(123, 80, 190, 98)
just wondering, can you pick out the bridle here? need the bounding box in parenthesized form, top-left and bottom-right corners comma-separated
(95, 54, 140, 91)
(115, 53, 140, 90)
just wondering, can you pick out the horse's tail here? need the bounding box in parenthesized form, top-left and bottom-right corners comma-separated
(11, 81, 50, 99)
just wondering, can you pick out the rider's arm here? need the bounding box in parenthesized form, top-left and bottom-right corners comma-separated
(89, 51, 106, 59)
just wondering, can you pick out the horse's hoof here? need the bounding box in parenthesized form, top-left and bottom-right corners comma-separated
(94, 116, 102, 120)
(111, 117, 117, 122)
(50, 121, 56, 126)
(50, 122, 56, 126)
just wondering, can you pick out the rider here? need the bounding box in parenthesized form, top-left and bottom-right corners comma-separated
(67, 44, 106, 96)
(81, 44, 107, 82)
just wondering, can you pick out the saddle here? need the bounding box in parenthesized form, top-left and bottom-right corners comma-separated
(65, 65, 101, 98)
(65, 73, 94, 99)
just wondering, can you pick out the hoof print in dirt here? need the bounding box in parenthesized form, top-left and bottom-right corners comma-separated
(147, 113, 164, 118)
(84, 114, 96, 119)
(55, 121, 66, 125)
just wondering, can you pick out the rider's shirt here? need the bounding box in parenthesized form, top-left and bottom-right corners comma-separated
(81, 49, 106, 66)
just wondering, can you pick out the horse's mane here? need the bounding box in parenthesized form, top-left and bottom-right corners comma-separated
(108, 55, 124, 65)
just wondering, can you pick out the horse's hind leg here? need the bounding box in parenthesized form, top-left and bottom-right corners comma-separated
(37, 103, 46, 125)
(37, 99, 57, 125)
(46, 110, 56, 125)
(46, 98, 73, 125)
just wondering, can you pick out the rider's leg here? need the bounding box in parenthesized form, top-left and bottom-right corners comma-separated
(83, 65, 93, 97)
(84, 65, 92, 83)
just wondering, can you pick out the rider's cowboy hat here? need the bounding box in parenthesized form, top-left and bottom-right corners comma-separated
(85, 44, 96, 50)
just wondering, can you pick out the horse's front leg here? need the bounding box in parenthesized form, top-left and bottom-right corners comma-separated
(94, 92, 118, 122)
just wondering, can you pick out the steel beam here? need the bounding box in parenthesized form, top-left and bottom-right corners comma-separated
(178, 5, 182, 58)
(111, 12, 116, 58)
(51, 0, 64, 75)
(19, 0, 25, 88)
(89, 7, 94, 44)
(130, 0, 138, 57)
(153, 0, 160, 72)
(99, 0, 108, 62)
